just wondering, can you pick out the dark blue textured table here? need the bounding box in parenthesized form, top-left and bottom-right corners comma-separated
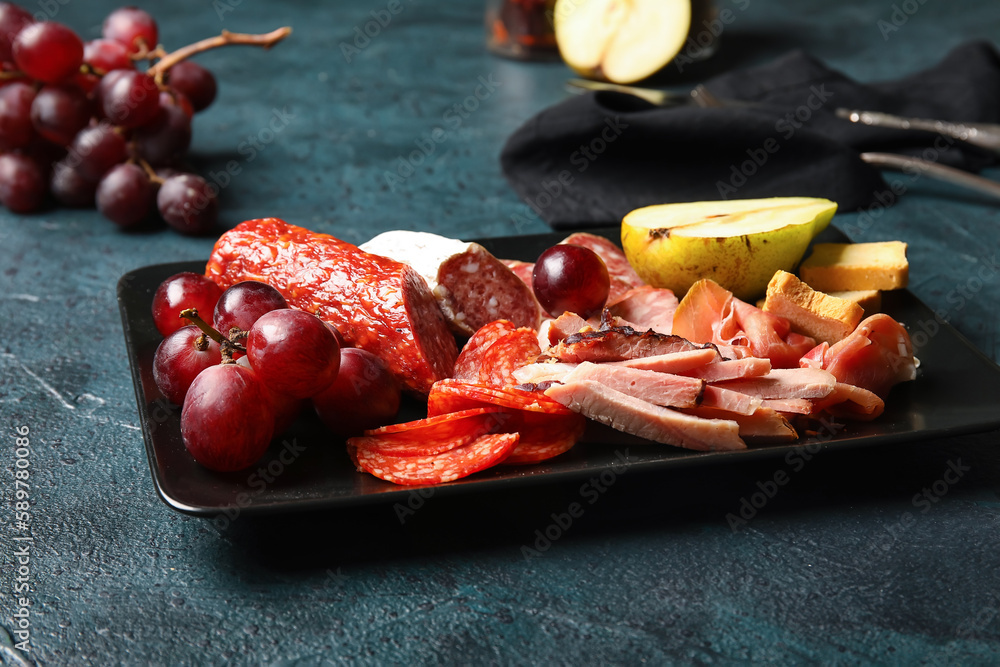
(2, 1, 1000, 664)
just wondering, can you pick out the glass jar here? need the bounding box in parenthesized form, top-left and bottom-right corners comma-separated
(485, 0, 559, 61)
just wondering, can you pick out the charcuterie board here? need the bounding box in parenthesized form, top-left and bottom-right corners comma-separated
(118, 227, 1000, 516)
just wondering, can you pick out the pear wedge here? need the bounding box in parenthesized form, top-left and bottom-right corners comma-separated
(621, 197, 838, 300)
(554, 0, 693, 84)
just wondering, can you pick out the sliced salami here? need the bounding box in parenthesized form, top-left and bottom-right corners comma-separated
(453, 320, 517, 382)
(428, 378, 574, 416)
(353, 432, 520, 485)
(361, 231, 541, 336)
(363, 407, 510, 443)
(479, 327, 541, 387)
(348, 433, 479, 458)
(503, 411, 586, 465)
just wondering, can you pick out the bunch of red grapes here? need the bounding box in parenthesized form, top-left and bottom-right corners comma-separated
(152, 273, 402, 472)
(0, 4, 221, 232)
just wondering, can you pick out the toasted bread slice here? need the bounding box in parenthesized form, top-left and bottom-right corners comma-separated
(828, 289, 882, 315)
(763, 270, 864, 346)
(798, 241, 908, 291)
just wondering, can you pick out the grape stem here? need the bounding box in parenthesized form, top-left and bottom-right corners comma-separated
(136, 157, 165, 185)
(180, 308, 246, 363)
(148, 26, 292, 82)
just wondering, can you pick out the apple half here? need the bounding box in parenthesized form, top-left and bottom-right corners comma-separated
(554, 0, 694, 84)
(621, 197, 838, 300)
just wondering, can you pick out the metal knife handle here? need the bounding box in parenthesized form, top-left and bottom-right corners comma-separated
(860, 152, 1000, 201)
(839, 109, 1000, 154)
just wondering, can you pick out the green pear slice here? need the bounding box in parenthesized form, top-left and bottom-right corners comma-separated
(621, 197, 838, 300)
(555, 0, 692, 84)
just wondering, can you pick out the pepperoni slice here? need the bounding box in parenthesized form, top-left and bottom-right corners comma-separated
(353, 432, 520, 485)
(349, 432, 478, 458)
(503, 411, 586, 465)
(354, 407, 514, 456)
(427, 379, 573, 416)
(453, 320, 517, 382)
(479, 328, 541, 387)
(364, 407, 506, 439)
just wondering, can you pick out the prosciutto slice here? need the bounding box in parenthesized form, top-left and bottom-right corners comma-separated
(545, 380, 745, 452)
(605, 285, 678, 335)
(800, 313, 916, 399)
(672, 279, 816, 368)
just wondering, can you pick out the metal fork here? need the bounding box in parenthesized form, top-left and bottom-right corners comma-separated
(565, 79, 1000, 202)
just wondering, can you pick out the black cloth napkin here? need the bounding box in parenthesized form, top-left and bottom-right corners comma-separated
(500, 41, 1000, 229)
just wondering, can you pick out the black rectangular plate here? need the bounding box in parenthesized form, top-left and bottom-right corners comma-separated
(118, 227, 1000, 516)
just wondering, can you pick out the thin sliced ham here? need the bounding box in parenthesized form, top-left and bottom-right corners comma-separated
(605, 285, 678, 334)
(545, 380, 745, 452)
(607, 348, 721, 373)
(682, 406, 798, 442)
(761, 398, 814, 415)
(561, 362, 705, 408)
(701, 386, 762, 416)
(715, 367, 837, 400)
(672, 279, 816, 368)
(810, 382, 885, 421)
(679, 357, 772, 382)
(545, 326, 713, 363)
(800, 313, 916, 399)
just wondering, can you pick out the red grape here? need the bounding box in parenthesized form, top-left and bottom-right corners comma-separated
(247, 309, 341, 399)
(0, 3, 34, 64)
(532, 244, 611, 318)
(96, 163, 154, 228)
(152, 271, 223, 337)
(166, 61, 217, 112)
(13, 21, 84, 84)
(0, 152, 45, 212)
(83, 38, 133, 73)
(180, 364, 275, 472)
(312, 348, 401, 436)
(213, 281, 287, 339)
(102, 7, 158, 54)
(156, 173, 218, 234)
(50, 160, 96, 207)
(30, 85, 91, 146)
(235, 354, 303, 434)
(153, 325, 222, 405)
(97, 69, 160, 128)
(68, 123, 128, 181)
(0, 81, 36, 151)
(134, 92, 192, 165)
